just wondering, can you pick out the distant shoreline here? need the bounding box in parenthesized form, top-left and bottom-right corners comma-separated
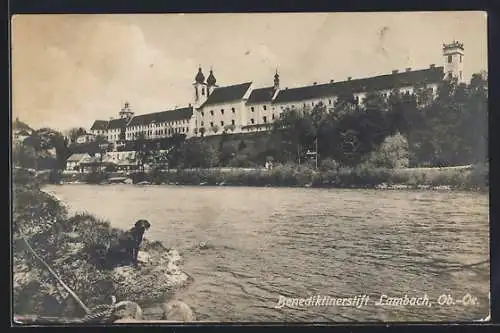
(56, 164, 488, 193)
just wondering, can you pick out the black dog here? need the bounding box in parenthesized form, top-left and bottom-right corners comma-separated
(104, 219, 151, 267)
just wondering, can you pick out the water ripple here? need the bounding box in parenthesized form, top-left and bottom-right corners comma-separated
(43, 185, 489, 322)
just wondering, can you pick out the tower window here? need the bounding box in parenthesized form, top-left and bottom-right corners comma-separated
(263, 116, 267, 123)
(221, 121, 224, 126)
(231, 119, 235, 125)
(272, 114, 275, 120)
(210, 122, 214, 127)
(232, 108, 235, 113)
(448, 55, 452, 63)
(210, 110, 214, 116)
(221, 109, 224, 115)
(329, 99, 332, 105)
(263, 105, 267, 110)
(202, 88, 205, 95)
(251, 107, 255, 112)
(201, 112, 204, 117)
(250, 118, 255, 124)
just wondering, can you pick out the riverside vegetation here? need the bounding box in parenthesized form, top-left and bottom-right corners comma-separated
(12, 168, 192, 318)
(125, 162, 487, 190)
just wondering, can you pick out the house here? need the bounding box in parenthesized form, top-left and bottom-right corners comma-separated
(76, 133, 96, 144)
(65, 153, 91, 172)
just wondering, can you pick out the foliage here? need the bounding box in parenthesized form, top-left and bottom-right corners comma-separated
(365, 132, 409, 168)
(68, 127, 87, 143)
(13, 126, 72, 177)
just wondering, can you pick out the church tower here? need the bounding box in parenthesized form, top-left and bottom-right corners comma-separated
(119, 101, 134, 121)
(206, 67, 218, 96)
(274, 69, 280, 90)
(442, 41, 465, 83)
(193, 66, 208, 108)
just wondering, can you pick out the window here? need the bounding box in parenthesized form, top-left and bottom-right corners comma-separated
(210, 110, 214, 116)
(201, 121, 204, 126)
(221, 121, 224, 126)
(232, 108, 235, 113)
(312, 102, 314, 106)
(231, 119, 235, 125)
(272, 114, 275, 120)
(251, 107, 255, 112)
(221, 109, 224, 115)
(448, 55, 452, 63)
(201, 111, 204, 117)
(210, 122, 214, 127)
(202, 88, 205, 95)
(263, 116, 267, 123)
(263, 105, 267, 110)
(329, 99, 332, 105)
(250, 118, 255, 124)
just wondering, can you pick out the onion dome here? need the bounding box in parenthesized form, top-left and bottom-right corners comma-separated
(207, 69, 217, 86)
(195, 67, 205, 84)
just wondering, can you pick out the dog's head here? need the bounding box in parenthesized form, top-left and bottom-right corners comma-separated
(134, 219, 151, 231)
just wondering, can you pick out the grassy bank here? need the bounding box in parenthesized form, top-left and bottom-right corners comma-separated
(126, 163, 487, 191)
(12, 168, 191, 319)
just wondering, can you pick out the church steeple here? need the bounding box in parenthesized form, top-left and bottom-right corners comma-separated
(195, 66, 205, 84)
(207, 67, 217, 86)
(274, 68, 280, 90)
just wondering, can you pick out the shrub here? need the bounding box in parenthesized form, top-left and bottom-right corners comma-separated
(366, 133, 409, 168)
(319, 158, 339, 172)
(83, 171, 108, 184)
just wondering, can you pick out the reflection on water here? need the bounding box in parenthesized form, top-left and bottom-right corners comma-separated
(44, 185, 489, 322)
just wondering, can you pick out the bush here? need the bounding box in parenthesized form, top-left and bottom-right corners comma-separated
(319, 158, 339, 172)
(466, 163, 488, 189)
(83, 171, 108, 184)
(366, 133, 409, 168)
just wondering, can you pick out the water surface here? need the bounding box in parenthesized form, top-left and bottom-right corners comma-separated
(44, 184, 490, 322)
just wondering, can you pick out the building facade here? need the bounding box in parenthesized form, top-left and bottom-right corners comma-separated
(88, 41, 465, 142)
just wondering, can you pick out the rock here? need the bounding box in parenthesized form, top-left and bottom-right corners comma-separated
(113, 301, 143, 320)
(110, 246, 191, 304)
(162, 300, 195, 322)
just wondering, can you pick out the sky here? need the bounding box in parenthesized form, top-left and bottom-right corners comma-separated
(11, 11, 488, 132)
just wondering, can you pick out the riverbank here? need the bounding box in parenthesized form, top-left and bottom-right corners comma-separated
(12, 168, 192, 320)
(60, 163, 488, 192)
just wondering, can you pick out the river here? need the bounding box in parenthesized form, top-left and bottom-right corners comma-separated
(43, 184, 490, 322)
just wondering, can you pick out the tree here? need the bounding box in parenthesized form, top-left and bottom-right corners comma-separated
(179, 140, 219, 168)
(134, 133, 151, 172)
(68, 127, 87, 143)
(365, 132, 409, 168)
